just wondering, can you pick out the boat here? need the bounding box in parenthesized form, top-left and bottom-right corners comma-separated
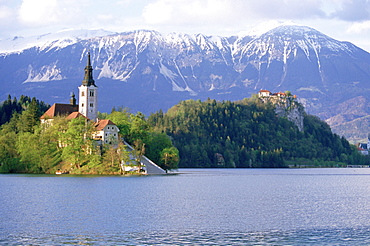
(55, 170, 69, 175)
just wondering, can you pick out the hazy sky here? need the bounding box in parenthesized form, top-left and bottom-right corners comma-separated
(1, 0, 370, 51)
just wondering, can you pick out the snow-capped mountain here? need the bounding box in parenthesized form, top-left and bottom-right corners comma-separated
(1, 23, 370, 142)
(0, 29, 115, 53)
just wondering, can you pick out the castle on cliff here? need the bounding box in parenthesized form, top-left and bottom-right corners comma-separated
(258, 89, 304, 131)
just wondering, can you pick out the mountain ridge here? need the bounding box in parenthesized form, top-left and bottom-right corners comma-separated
(1, 23, 370, 143)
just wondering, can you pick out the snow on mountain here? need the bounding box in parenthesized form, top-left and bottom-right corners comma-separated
(2, 22, 370, 142)
(0, 29, 115, 54)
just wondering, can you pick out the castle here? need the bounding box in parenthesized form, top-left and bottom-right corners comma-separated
(258, 89, 304, 131)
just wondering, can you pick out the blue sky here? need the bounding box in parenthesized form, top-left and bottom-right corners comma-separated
(1, 0, 370, 51)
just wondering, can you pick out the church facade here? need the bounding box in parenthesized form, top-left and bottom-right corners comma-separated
(40, 52, 118, 145)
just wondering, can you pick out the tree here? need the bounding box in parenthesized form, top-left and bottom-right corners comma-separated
(17, 98, 41, 133)
(129, 112, 151, 144)
(60, 117, 95, 169)
(107, 111, 131, 137)
(0, 130, 20, 173)
(160, 147, 179, 172)
(102, 145, 121, 168)
(145, 132, 173, 164)
(132, 139, 146, 173)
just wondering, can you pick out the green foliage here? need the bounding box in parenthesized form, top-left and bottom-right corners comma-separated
(160, 147, 179, 171)
(148, 99, 368, 168)
(0, 95, 49, 126)
(60, 118, 94, 169)
(105, 110, 179, 171)
(106, 110, 131, 136)
(0, 96, 178, 174)
(145, 132, 173, 165)
(1, 94, 363, 173)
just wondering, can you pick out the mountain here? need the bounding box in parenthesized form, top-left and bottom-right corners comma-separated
(1, 23, 370, 142)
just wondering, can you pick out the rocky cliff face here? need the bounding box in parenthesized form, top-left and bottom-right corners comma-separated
(261, 95, 305, 131)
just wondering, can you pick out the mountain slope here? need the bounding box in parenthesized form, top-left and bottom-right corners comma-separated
(1, 24, 370, 142)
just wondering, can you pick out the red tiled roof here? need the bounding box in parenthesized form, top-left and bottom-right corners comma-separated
(40, 103, 78, 119)
(94, 119, 117, 131)
(66, 112, 88, 120)
(259, 90, 271, 92)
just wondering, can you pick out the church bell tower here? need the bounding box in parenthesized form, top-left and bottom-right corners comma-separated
(79, 52, 98, 121)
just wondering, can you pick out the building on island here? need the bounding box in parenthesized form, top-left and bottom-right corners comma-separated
(40, 98, 78, 124)
(94, 119, 120, 146)
(40, 52, 119, 145)
(40, 52, 165, 174)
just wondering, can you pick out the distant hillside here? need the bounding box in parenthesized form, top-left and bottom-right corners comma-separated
(324, 96, 370, 143)
(148, 98, 367, 168)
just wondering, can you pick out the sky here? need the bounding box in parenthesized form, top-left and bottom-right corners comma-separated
(1, 0, 370, 51)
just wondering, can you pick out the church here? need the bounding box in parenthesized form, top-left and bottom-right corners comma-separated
(40, 52, 120, 145)
(40, 52, 166, 174)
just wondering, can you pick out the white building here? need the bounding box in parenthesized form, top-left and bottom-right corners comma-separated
(94, 119, 120, 145)
(79, 52, 98, 122)
(258, 90, 272, 97)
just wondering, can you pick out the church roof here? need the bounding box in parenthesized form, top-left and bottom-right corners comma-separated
(40, 103, 79, 120)
(66, 111, 88, 120)
(94, 119, 117, 131)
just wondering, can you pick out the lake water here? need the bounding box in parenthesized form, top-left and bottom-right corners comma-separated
(1, 168, 370, 245)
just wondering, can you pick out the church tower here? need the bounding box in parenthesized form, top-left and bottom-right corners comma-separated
(79, 52, 98, 121)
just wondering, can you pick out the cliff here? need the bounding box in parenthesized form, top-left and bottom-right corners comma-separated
(259, 91, 305, 131)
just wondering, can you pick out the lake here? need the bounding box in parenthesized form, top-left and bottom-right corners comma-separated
(1, 168, 370, 245)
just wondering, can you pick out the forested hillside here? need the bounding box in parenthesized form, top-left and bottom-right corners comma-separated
(148, 98, 367, 168)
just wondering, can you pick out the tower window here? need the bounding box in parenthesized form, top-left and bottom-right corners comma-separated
(82, 103, 84, 107)
(89, 90, 94, 97)
(90, 103, 93, 107)
(81, 91, 85, 97)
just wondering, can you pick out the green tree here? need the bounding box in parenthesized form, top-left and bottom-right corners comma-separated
(60, 117, 95, 169)
(145, 132, 173, 164)
(16, 98, 42, 133)
(132, 139, 146, 173)
(107, 111, 131, 137)
(160, 147, 179, 171)
(129, 112, 151, 144)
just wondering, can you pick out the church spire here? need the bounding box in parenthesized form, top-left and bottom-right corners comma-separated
(82, 52, 96, 86)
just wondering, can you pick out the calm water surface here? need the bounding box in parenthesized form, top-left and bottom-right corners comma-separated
(1, 168, 370, 245)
